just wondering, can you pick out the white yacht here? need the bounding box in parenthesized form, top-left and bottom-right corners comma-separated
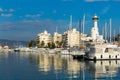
(85, 43, 120, 60)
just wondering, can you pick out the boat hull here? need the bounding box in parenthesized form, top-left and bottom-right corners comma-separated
(85, 52, 120, 61)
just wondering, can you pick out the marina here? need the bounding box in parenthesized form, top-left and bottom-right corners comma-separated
(0, 1, 120, 80)
(0, 14, 120, 62)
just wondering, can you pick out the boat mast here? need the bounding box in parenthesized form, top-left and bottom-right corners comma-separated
(102, 26, 104, 40)
(82, 14, 85, 47)
(82, 14, 85, 80)
(79, 18, 82, 48)
(114, 30, 115, 43)
(110, 18, 112, 43)
(68, 15, 72, 48)
(105, 22, 107, 42)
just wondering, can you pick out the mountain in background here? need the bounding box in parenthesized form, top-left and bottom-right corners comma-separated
(0, 39, 28, 48)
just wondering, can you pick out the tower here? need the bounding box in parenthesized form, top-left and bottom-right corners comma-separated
(92, 14, 99, 28)
(91, 14, 99, 41)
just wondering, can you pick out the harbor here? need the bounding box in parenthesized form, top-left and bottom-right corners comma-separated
(0, 14, 120, 61)
(1, 14, 119, 61)
(0, 0, 120, 80)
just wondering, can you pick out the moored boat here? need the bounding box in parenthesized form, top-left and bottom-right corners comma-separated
(85, 43, 120, 60)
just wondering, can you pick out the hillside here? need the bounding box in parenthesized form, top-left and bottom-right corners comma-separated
(0, 39, 28, 47)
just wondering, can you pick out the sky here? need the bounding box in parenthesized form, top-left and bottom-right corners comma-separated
(0, 0, 120, 41)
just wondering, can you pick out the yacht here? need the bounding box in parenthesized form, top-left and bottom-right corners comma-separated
(85, 43, 120, 60)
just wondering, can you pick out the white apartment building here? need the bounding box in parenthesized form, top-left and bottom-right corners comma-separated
(53, 32, 62, 46)
(37, 30, 52, 47)
(63, 28, 80, 47)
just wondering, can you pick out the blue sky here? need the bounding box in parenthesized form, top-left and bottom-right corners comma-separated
(0, 0, 120, 41)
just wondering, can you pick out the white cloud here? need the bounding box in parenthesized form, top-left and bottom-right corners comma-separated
(25, 14, 41, 18)
(9, 9, 14, 12)
(0, 8, 15, 12)
(0, 8, 3, 12)
(85, 0, 108, 2)
(1, 13, 13, 17)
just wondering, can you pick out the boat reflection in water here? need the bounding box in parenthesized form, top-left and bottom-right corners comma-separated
(27, 52, 120, 79)
(85, 60, 120, 79)
(1, 51, 120, 80)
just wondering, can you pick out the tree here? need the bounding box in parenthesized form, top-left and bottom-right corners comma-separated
(51, 42, 55, 49)
(47, 42, 51, 48)
(28, 40, 36, 47)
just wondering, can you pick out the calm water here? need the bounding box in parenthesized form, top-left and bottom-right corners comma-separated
(0, 51, 120, 80)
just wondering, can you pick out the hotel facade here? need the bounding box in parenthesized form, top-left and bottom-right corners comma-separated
(37, 30, 52, 47)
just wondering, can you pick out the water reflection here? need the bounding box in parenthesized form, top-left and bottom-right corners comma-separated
(36, 53, 85, 79)
(85, 60, 120, 79)
(0, 52, 120, 80)
(36, 53, 120, 79)
(37, 54, 51, 72)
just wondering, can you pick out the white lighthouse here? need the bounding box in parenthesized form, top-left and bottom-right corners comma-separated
(91, 14, 104, 43)
(91, 14, 99, 41)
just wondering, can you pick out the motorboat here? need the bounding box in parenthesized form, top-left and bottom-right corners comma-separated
(85, 43, 120, 60)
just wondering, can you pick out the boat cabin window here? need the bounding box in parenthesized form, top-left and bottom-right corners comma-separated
(101, 55, 103, 58)
(105, 48, 114, 53)
(109, 55, 111, 59)
(116, 55, 117, 58)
